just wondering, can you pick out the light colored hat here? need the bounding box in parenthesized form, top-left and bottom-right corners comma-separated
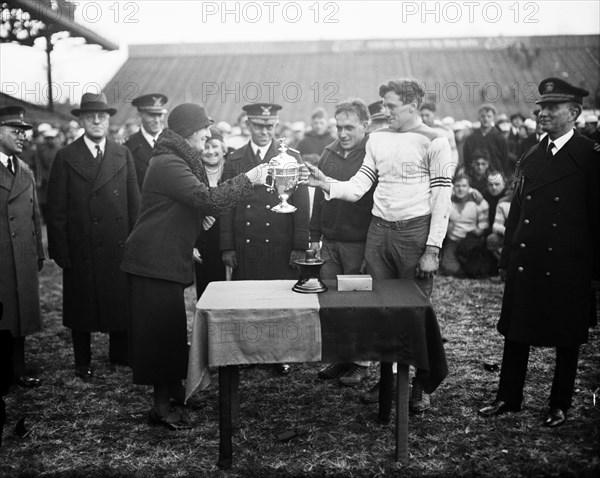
(43, 128, 59, 138)
(37, 122, 52, 134)
(441, 116, 455, 126)
(291, 121, 305, 132)
(451, 121, 467, 131)
(585, 114, 598, 123)
(523, 118, 537, 130)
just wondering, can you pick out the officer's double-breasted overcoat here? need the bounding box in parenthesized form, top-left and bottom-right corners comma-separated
(220, 141, 310, 280)
(0, 159, 44, 337)
(498, 132, 600, 346)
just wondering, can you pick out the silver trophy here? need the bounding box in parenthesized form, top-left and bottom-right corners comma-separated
(264, 139, 303, 213)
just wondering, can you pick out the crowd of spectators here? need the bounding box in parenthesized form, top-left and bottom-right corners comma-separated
(8, 102, 600, 289)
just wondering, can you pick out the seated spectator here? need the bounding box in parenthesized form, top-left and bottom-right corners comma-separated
(467, 149, 491, 193)
(486, 187, 513, 261)
(482, 171, 509, 272)
(440, 174, 489, 277)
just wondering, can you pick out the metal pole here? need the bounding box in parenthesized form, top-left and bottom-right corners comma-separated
(45, 34, 54, 112)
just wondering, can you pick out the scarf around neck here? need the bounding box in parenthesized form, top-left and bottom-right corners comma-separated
(154, 128, 208, 185)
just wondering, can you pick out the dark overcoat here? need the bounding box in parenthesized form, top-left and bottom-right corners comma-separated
(46, 137, 140, 332)
(0, 159, 44, 337)
(220, 141, 310, 280)
(124, 131, 153, 191)
(498, 132, 600, 346)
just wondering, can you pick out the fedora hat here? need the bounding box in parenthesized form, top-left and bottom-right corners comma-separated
(72, 92, 117, 117)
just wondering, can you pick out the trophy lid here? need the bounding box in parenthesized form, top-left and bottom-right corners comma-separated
(269, 139, 300, 168)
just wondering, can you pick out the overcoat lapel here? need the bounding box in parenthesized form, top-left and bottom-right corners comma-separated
(8, 158, 33, 200)
(93, 140, 126, 192)
(527, 135, 579, 193)
(0, 162, 13, 192)
(63, 137, 98, 183)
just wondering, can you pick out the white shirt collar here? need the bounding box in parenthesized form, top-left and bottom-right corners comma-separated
(250, 140, 272, 160)
(548, 129, 574, 154)
(83, 135, 106, 157)
(141, 126, 160, 147)
(0, 151, 11, 169)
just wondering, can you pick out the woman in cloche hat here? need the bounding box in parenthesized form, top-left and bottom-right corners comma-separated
(121, 104, 270, 430)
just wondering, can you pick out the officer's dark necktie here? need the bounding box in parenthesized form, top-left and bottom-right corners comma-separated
(546, 141, 555, 162)
(95, 144, 103, 163)
(6, 156, 15, 175)
(256, 149, 262, 162)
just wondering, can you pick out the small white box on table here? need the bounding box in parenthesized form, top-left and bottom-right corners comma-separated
(336, 274, 373, 291)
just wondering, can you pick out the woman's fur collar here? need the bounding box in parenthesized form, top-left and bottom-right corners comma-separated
(154, 128, 208, 184)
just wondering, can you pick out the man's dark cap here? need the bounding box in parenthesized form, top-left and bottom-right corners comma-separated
(242, 103, 282, 125)
(368, 101, 386, 121)
(509, 113, 525, 121)
(536, 77, 589, 105)
(132, 93, 168, 114)
(0, 106, 32, 130)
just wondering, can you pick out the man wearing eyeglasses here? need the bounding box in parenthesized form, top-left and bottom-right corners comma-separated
(0, 106, 44, 390)
(46, 93, 140, 381)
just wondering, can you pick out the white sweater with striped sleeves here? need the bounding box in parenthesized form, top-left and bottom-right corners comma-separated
(328, 124, 455, 248)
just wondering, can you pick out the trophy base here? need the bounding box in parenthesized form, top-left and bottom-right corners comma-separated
(292, 277, 328, 294)
(272, 203, 297, 213)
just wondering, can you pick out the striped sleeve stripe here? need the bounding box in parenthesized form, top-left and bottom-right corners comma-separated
(430, 177, 453, 187)
(357, 165, 377, 183)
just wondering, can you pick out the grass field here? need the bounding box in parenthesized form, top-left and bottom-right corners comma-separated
(1, 259, 599, 477)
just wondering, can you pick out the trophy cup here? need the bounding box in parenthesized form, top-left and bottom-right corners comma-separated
(265, 140, 302, 213)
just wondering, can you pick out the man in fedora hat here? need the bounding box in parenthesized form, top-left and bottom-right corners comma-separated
(479, 78, 600, 427)
(46, 92, 140, 380)
(220, 102, 311, 376)
(124, 93, 168, 190)
(0, 106, 44, 389)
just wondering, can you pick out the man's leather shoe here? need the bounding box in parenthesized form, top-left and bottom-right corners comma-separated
(478, 400, 520, 417)
(15, 376, 41, 388)
(274, 363, 291, 375)
(543, 407, 566, 427)
(75, 366, 93, 381)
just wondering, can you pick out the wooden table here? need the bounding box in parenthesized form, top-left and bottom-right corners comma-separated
(185, 279, 447, 469)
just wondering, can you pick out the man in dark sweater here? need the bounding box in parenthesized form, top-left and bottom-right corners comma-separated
(297, 107, 336, 165)
(309, 98, 375, 387)
(463, 104, 510, 177)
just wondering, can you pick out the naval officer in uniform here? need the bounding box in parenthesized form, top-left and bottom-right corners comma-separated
(479, 78, 600, 427)
(124, 93, 168, 190)
(220, 103, 311, 375)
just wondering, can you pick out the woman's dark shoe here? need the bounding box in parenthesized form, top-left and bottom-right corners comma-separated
(147, 408, 192, 430)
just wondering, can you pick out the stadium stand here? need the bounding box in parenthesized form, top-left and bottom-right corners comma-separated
(104, 35, 599, 126)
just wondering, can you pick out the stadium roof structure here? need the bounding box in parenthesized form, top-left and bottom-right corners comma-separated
(1, 0, 118, 50)
(105, 34, 599, 126)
